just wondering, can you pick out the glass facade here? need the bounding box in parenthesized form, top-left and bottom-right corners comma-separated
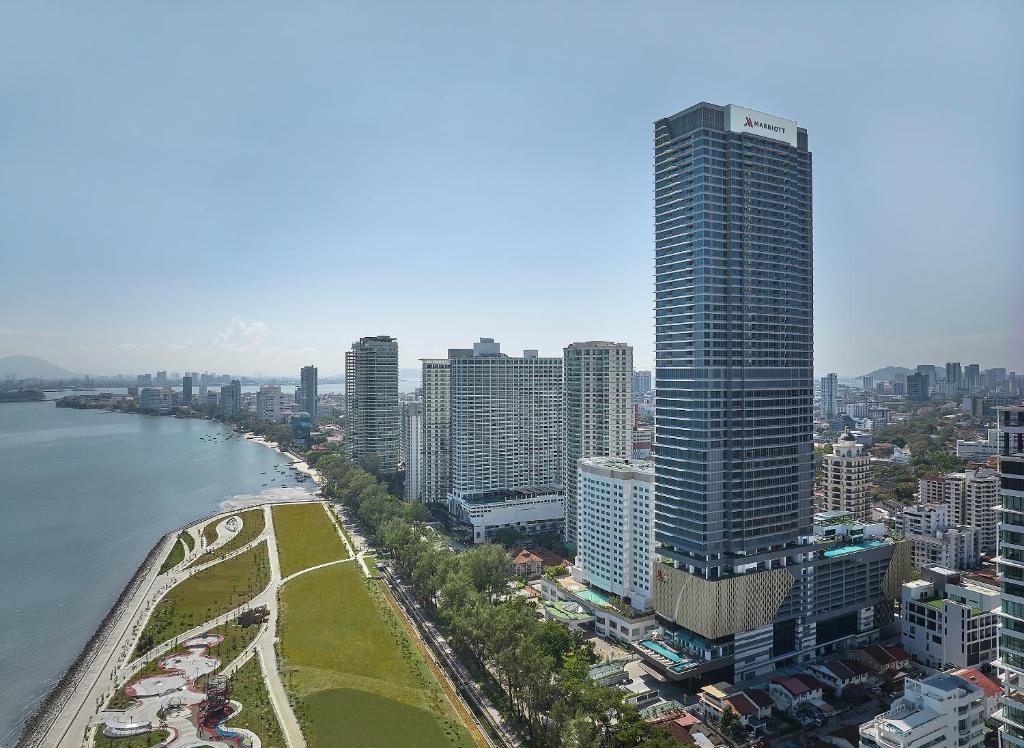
(654, 101, 813, 574)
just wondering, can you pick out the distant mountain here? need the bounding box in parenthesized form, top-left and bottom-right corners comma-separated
(863, 365, 914, 382)
(0, 355, 80, 380)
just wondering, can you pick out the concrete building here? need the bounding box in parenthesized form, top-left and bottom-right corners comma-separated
(957, 428, 1000, 459)
(900, 567, 999, 669)
(947, 362, 964, 394)
(907, 372, 930, 402)
(299, 365, 318, 420)
(859, 673, 985, 748)
(574, 457, 654, 611)
(822, 373, 839, 419)
(823, 431, 872, 520)
(899, 503, 980, 570)
(420, 356, 461, 504)
(632, 370, 652, 400)
(255, 385, 290, 422)
(562, 341, 633, 548)
(220, 380, 241, 417)
(402, 400, 422, 501)
(862, 376, 873, 392)
(995, 406, 1024, 748)
(650, 102, 909, 685)
(917, 470, 999, 555)
(181, 375, 192, 406)
(139, 387, 171, 413)
(345, 336, 400, 474)
(446, 339, 564, 542)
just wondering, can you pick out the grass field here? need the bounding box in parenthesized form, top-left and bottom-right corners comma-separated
(134, 542, 270, 657)
(272, 503, 348, 578)
(188, 508, 265, 568)
(158, 535, 186, 574)
(227, 656, 286, 748)
(202, 517, 221, 548)
(279, 562, 474, 748)
(92, 727, 170, 747)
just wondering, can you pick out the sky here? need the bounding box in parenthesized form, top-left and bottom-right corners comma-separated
(1, 1, 1021, 378)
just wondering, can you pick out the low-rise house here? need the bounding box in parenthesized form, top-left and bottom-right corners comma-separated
(849, 644, 911, 673)
(807, 660, 871, 697)
(768, 674, 827, 712)
(510, 549, 544, 578)
(697, 683, 772, 732)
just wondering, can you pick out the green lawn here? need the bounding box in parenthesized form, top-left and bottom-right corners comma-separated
(189, 508, 266, 568)
(158, 535, 186, 574)
(92, 727, 170, 747)
(202, 517, 221, 548)
(272, 503, 348, 578)
(181, 530, 195, 554)
(279, 562, 473, 748)
(134, 542, 270, 657)
(227, 656, 286, 748)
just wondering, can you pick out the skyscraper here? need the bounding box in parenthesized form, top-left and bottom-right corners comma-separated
(823, 432, 871, 520)
(402, 400, 423, 501)
(345, 336, 400, 474)
(907, 372, 930, 401)
(181, 375, 193, 405)
(946, 362, 963, 393)
(996, 407, 1024, 748)
(649, 103, 908, 683)
(562, 341, 633, 548)
(862, 375, 874, 392)
(447, 338, 564, 543)
(821, 373, 839, 419)
(220, 380, 241, 417)
(300, 365, 318, 420)
(632, 370, 653, 399)
(421, 356, 458, 504)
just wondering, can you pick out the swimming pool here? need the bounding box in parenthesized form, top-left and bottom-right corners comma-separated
(638, 639, 696, 670)
(575, 588, 613, 607)
(823, 539, 888, 558)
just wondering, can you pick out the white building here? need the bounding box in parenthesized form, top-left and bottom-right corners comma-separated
(573, 457, 654, 611)
(859, 673, 985, 748)
(402, 400, 422, 501)
(446, 339, 563, 542)
(821, 373, 838, 419)
(823, 431, 872, 520)
(139, 387, 172, 413)
(345, 335, 400, 474)
(919, 470, 1000, 555)
(899, 503, 981, 570)
(255, 385, 291, 422)
(900, 568, 999, 669)
(957, 428, 1000, 459)
(420, 355, 461, 504)
(562, 341, 633, 549)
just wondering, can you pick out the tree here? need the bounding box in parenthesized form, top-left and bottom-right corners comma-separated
(461, 543, 511, 599)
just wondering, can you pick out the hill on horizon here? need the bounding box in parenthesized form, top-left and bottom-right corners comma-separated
(861, 365, 914, 382)
(0, 355, 80, 380)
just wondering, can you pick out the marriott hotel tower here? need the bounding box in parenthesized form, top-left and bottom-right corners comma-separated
(649, 103, 908, 683)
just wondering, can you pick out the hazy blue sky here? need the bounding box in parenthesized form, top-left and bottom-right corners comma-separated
(1, 1, 1021, 377)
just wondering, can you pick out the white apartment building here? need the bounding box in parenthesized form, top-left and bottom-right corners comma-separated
(919, 470, 1000, 555)
(255, 385, 291, 422)
(420, 356, 460, 504)
(859, 673, 985, 748)
(900, 503, 981, 570)
(402, 400, 422, 501)
(345, 335, 400, 474)
(823, 431, 872, 520)
(573, 457, 654, 611)
(139, 387, 172, 413)
(821, 373, 838, 419)
(446, 339, 564, 542)
(900, 568, 999, 669)
(562, 341, 633, 549)
(957, 428, 1000, 459)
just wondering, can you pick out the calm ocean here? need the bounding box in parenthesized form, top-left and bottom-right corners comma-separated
(0, 396, 316, 746)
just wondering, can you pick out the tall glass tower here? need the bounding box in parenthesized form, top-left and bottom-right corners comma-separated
(647, 103, 912, 684)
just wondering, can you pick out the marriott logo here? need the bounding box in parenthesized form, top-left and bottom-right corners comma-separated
(743, 116, 787, 135)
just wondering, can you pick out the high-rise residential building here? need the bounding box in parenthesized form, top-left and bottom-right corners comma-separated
(862, 375, 874, 392)
(650, 102, 909, 684)
(946, 362, 963, 393)
(562, 341, 633, 548)
(345, 336, 400, 474)
(256, 385, 291, 422)
(965, 364, 980, 392)
(907, 372, 930, 402)
(632, 370, 652, 399)
(821, 373, 839, 419)
(139, 387, 171, 413)
(899, 503, 980, 570)
(402, 400, 423, 501)
(916, 364, 937, 382)
(155, 370, 168, 385)
(181, 375, 193, 405)
(447, 338, 564, 543)
(953, 469, 1000, 556)
(575, 457, 654, 611)
(300, 365, 318, 420)
(859, 673, 986, 748)
(137, 373, 152, 386)
(220, 380, 242, 417)
(823, 431, 871, 520)
(420, 355, 462, 504)
(997, 407, 1024, 748)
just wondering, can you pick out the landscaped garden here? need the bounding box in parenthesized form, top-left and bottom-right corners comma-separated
(158, 532, 188, 574)
(188, 508, 265, 568)
(272, 503, 348, 578)
(133, 542, 270, 657)
(227, 656, 286, 748)
(91, 727, 170, 747)
(278, 562, 474, 748)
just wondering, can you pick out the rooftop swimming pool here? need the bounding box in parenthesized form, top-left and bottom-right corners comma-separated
(638, 639, 697, 672)
(575, 587, 613, 607)
(823, 538, 889, 558)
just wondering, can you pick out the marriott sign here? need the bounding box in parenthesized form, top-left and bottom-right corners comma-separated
(724, 104, 798, 147)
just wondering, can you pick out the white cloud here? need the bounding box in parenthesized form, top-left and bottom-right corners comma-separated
(210, 316, 269, 352)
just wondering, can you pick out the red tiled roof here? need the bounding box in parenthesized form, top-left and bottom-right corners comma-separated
(723, 694, 756, 716)
(841, 659, 872, 677)
(819, 661, 856, 681)
(772, 675, 818, 696)
(883, 645, 910, 662)
(792, 673, 827, 692)
(953, 669, 1001, 698)
(511, 549, 543, 564)
(744, 688, 774, 709)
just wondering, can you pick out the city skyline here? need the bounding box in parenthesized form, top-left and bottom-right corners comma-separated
(1, 2, 1021, 375)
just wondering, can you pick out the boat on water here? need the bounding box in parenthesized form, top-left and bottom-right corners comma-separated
(0, 389, 46, 403)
